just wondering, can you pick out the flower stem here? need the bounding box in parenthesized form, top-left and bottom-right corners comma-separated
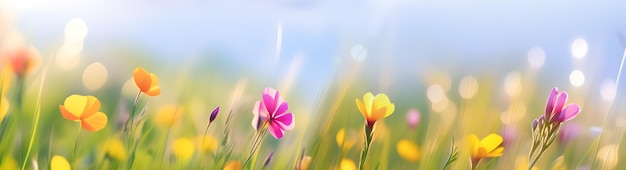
(244, 125, 268, 169)
(358, 123, 374, 170)
(199, 122, 212, 169)
(72, 124, 82, 169)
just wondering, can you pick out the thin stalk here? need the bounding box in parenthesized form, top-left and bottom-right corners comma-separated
(72, 124, 82, 169)
(126, 91, 141, 169)
(160, 128, 172, 170)
(358, 123, 373, 170)
(199, 122, 212, 169)
(21, 64, 47, 170)
(244, 125, 268, 169)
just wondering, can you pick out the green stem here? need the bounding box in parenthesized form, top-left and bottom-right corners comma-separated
(199, 122, 212, 169)
(244, 126, 268, 169)
(126, 91, 141, 169)
(358, 123, 373, 170)
(160, 128, 172, 169)
(72, 124, 82, 169)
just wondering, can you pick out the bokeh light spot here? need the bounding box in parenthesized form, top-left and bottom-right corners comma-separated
(569, 70, 585, 87)
(82, 62, 108, 90)
(571, 38, 588, 58)
(527, 47, 545, 69)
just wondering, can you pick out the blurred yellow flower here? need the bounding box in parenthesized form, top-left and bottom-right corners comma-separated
(59, 95, 108, 132)
(336, 128, 355, 151)
(173, 138, 195, 161)
(104, 138, 127, 161)
(1, 66, 10, 95)
(356, 92, 395, 125)
(396, 139, 420, 162)
(223, 161, 242, 170)
(133, 67, 160, 96)
(154, 105, 183, 127)
(298, 156, 311, 170)
(197, 135, 218, 153)
(51, 155, 71, 170)
(0, 96, 9, 123)
(0, 156, 18, 170)
(515, 156, 537, 170)
(340, 159, 356, 170)
(552, 156, 566, 170)
(468, 133, 504, 160)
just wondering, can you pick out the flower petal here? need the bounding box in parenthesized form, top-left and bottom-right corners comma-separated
(545, 87, 559, 117)
(59, 105, 80, 121)
(80, 96, 101, 119)
(82, 112, 108, 132)
(363, 92, 375, 118)
(553, 92, 568, 115)
(268, 123, 285, 139)
(273, 112, 294, 130)
(133, 68, 152, 93)
(558, 104, 580, 122)
(145, 86, 161, 96)
(50, 155, 71, 170)
(63, 95, 87, 117)
(263, 93, 275, 116)
(252, 101, 261, 130)
(275, 102, 289, 117)
(468, 134, 480, 157)
(478, 133, 503, 153)
(486, 147, 504, 157)
(356, 98, 366, 118)
(384, 103, 395, 118)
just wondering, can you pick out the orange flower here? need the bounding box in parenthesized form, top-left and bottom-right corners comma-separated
(5, 45, 40, 77)
(59, 95, 108, 132)
(133, 67, 160, 96)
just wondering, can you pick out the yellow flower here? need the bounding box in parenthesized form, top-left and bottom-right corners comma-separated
(468, 133, 504, 160)
(298, 156, 311, 170)
(356, 92, 395, 124)
(0, 156, 18, 170)
(0, 95, 9, 123)
(515, 156, 538, 170)
(396, 139, 420, 162)
(197, 135, 218, 153)
(133, 67, 161, 96)
(340, 159, 356, 170)
(336, 128, 355, 151)
(223, 161, 242, 170)
(59, 95, 108, 132)
(173, 138, 195, 161)
(51, 155, 71, 170)
(154, 105, 183, 127)
(104, 138, 127, 161)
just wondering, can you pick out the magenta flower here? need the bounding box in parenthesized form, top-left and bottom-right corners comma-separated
(252, 87, 295, 139)
(544, 87, 581, 123)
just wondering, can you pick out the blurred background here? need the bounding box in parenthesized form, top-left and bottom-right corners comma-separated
(2, 0, 626, 169)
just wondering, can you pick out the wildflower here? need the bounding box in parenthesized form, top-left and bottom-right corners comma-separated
(356, 92, 395, 129)
(396, 139, 420, 162)
(197, 135, 218, 153)
(406, 108, 420, 129)
(223, 161, 242, 170)
(529, 87, 582, 168)
(6, 45, 40, 78)
(209, 106, 220, 123)
(468, 133, 504, 169)
(50, 155, 71, 170)
(340, 159, 356, 170)
(133, 67, 160, 96)
(0, 156, 18, 170)
(154, 105, 183, 128)
(103, 138, 127, 161)
(173, 138, 195, 161)
(336, 128, 355, 151)
(0, 95, 8, 123)
(355, 92, 395, 169)
(59, 95, 108, 132)
(544, 87, 581, 123)
(297, 156, 311, 170)
(251, 87, 294, 139)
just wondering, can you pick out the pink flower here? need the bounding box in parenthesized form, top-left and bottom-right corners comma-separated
(544, 87, 581, 123)
(252, 88, 295, 139)
(406, 109, 420, 129)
